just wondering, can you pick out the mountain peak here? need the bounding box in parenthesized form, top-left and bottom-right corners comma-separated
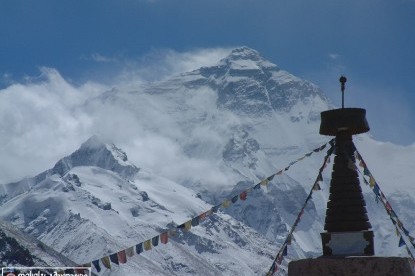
(218, 46, 278, 71)
(227, 46, 261, 61)
(49, 136, 139, 180)
(79, 135, 105, 150)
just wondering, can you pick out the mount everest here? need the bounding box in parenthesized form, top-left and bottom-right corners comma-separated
(0, 47, 414, 275)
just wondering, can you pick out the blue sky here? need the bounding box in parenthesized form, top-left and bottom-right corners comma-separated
(1, 0, 415, 145)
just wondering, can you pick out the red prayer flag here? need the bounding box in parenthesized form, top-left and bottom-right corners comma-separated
(117, 250, 127, 264)
(240, 191, 247, 201)
(199, 212, 207, 221)
(160, 232, 169, 244)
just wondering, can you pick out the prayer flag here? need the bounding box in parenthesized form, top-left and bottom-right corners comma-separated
(317, 173, 323, 182)
(117, 250, 127, 264)
(152, 235, 159, 247)
(319, 144, 327, 151)
(144, 239, 152, 251)
(184, 220, 192, 231)
(363, 167, 370, 176)
(260, 179, 269, 186)
(101, 256, 111, 269)
(212, 205, 220, 213)
(305, 152, 313, 157)
(240, 191, 248, 201)
(136, 243, 143, 254)
(160, 232, 169, 244)
(92, 260, 101, 272)
(399, 236, 405, 247)
(222, 199, 231, 208)
(192, 216, 200, 227)
(267, 174, 275, 181)
(386, 201, 392, 212)
(126, 246, 135, 257)
(277, 254, 283, 265)
(109, 253, 119, 265)
(276, 170, 283, 175)
(312, 182, 321, 191)
(231, 195, 239, 203)
(369, 176, 376, 188)
(199, 211, 207, 221)
(283, 245, 288, 256)
(373, 184, 380, 196)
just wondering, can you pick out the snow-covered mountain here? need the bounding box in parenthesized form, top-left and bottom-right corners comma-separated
(0, 220, 79, 267)
(1, 46, 414, 275)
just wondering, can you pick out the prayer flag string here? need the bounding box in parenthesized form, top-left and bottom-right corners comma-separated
(266, 140, 335, 276)
(80, 140, 334, 272)
(353, 147, 415, 261)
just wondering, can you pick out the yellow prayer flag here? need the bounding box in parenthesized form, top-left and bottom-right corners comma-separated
(369, 176, 376, 188)
(260, 179, 269, 186)
(222, 199, 231, 208)
(101, 256, 111, 269)
(184, 220, 192, 231)
(144, 239, 152, 251)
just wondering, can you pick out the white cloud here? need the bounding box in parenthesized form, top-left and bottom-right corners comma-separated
(0, 68, 107, 182)
(328, 53, 339, 60)
(84, 53, 119, 63)
(0, 48, 238, 186)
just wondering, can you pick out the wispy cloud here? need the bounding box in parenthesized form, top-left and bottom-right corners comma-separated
(328, 53, 339, 60)
(115, 47, 232, 83)
(84, 53, 119, 63)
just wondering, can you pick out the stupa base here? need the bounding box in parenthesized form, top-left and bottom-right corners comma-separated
(288, 256, 414, 276)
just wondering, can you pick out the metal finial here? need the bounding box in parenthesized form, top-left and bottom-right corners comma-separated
(339, 75, 347, 109)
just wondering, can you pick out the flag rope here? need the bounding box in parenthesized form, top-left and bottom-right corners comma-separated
(352, 146, 415, 261)
(266, 140, 335, 275)
(81, 139, 334, 272)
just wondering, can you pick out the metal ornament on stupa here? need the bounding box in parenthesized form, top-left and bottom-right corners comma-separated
(319, 76, 374, 256)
